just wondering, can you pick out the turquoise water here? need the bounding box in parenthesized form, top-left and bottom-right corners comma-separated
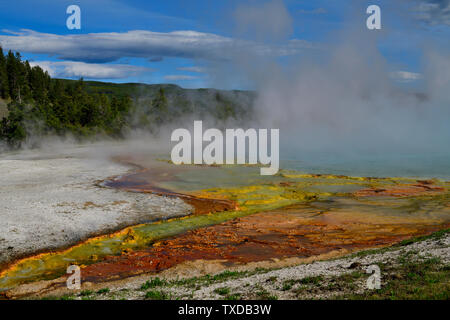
(281, 150, 450, 180)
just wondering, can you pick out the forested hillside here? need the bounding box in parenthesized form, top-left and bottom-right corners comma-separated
(60, 81, 255, 131)
(0, 48, 254, 148)
(0, 48, 132, 147)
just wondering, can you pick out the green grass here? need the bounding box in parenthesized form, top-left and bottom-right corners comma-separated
(322, 271, 365, 293)
(141, 277, 168, 290)
(96, 288, 110, 294)
(79, 290, 93, 297)
(298, 275, 324, 285)
(145, 290, 170, 300)
(338, 258, 449, 300)
(170, 269, 267, 288)
(281, 275, 325, 293)
(214, 287, 230, 295)
(282, 282, 293, 291)
(224, 293, 242, 300)
(254, 285, 278, 300)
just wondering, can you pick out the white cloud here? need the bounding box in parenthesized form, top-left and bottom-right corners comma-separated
(0, 29, 313, 63)
(164, 75, 199, 81)
(412, 0, 450, 26)
(177, 66, 206, 73)
(390, 71, 423, 82)
(29, 61, 152, 79)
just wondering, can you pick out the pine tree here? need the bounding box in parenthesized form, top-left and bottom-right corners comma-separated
(0, 47, 9, 99)
(20, 60, 32, 102)
(152, 87, 169, 124)
(30, 65, 47, 102)
(6, 50, 20, 101)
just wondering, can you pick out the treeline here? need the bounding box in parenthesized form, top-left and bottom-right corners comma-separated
(0, 48, 132, 147)
(0, 49, 254, 149)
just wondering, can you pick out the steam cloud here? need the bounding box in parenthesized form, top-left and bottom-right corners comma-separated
(219, 0, 450, 157)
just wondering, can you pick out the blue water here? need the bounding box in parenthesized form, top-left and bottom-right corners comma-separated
(280, 150, 450, 180)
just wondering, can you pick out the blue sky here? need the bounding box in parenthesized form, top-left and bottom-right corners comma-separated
(0, 0, 448, 89)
